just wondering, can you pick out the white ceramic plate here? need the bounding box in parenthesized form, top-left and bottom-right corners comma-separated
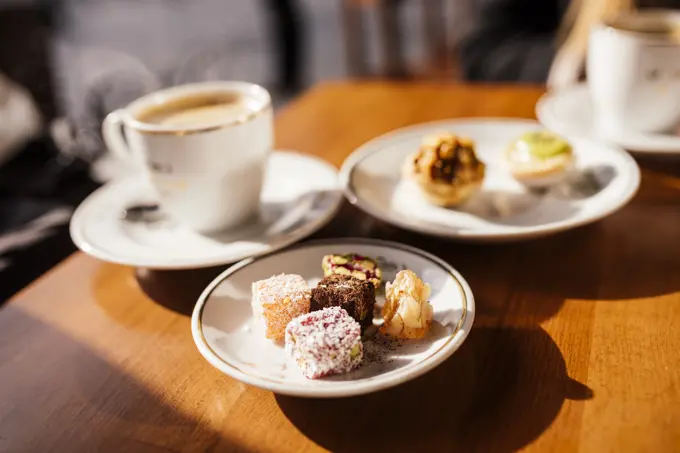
(192, 239, 474, 398)
(70, 151, 342, 269)
(536, 84, 680, 154)
(340, 118, 640, 242)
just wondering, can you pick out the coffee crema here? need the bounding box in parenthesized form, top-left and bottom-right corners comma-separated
(135, 92, 259, 128)
(604, 13, 680, 41)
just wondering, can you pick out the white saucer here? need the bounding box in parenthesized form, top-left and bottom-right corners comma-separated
(192, 239, 474, 398)
(340, 119, 640, 242)
(536, 83, 680, 154)
(70, 151, 342, 269)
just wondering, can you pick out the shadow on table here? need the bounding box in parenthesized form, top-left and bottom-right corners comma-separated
(93, 261, 228, 318)
(317, 201, 679, 306)
(634, 155, 680, 207)
(277, 326, 591, 453)
(134, 265, 228, 316)
(634, 154, 680, 176)
(0, 307, 254, 453)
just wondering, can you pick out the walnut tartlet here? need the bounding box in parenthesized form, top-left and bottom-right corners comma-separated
(403, 132, 486, 207)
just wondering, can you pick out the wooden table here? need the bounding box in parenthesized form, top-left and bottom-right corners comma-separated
(2, 82, 680, 453)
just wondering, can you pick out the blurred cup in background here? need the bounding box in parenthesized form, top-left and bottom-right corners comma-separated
(588, 9, 680, 138)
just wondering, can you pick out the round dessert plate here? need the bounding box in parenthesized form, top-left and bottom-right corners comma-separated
(340, 118, 640, 242)
(192, 239, 474, 398)
(70, 151, 342, 269)
(536, 83, 680, 154)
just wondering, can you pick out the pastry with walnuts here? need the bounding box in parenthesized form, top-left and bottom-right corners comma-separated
(403, 132, 485, 207)
(381, 270, 433, 339)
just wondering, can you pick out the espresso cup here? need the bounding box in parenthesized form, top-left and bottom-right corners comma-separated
(103, 81, 273, 232)
(588, 10, 680, 137)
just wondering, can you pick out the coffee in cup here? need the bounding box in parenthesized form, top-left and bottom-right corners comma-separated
(135, 91, 255, 127)
(103, 81, 273, 232)
(588, 10, 680, 137)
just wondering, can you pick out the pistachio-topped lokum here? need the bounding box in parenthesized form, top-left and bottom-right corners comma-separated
(321, 253, 382, 288)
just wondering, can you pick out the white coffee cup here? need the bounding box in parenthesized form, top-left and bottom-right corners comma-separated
(103, 81, 273, 232)
(588, 10, 680, 137)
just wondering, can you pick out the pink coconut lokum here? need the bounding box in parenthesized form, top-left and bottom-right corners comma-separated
(285, 307, 363, 379)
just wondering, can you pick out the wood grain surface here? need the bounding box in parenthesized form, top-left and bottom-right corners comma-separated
(2, 82, 680, 453)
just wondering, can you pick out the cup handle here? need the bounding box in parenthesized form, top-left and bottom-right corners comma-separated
(102, 109, 133, 163)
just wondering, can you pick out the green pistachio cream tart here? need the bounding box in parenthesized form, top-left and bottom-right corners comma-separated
(506, 131, 575, 188)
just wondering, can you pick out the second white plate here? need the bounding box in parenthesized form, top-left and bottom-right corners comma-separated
(340, 118, 640, 242)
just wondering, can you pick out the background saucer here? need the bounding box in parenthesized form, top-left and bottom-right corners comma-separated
(340, 118, 640, 242)
(192, 238, 475, 398)
(70, 151, 342, 269)
(536, 84, 680, 154)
